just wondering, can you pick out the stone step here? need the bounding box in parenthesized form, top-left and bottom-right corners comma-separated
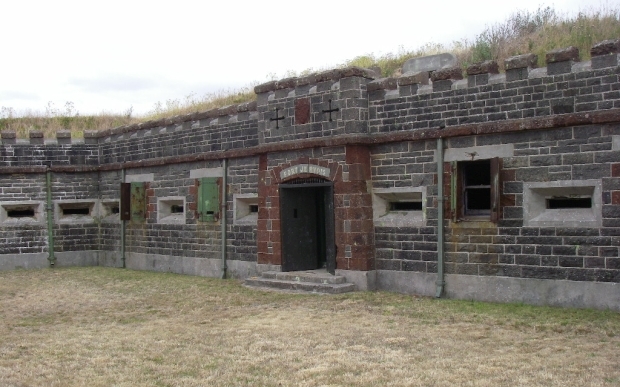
(260, 270, 347, 284)
(245, 277, 356, 294)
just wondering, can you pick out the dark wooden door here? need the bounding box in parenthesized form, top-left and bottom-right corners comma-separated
(280, 187, 319, 271)
(280, 183, 336, 273)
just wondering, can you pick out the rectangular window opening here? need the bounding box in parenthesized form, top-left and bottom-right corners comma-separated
(110, 206, 120, 214)
(389, 202, 422, 211)
(171, 204, 184, 213)
(7, 208, 36, 218)
(463, 160, 491, 216)
(547, 197, 592, 209)
(249, 204, 259, 213)
(62, 207, 91, 216)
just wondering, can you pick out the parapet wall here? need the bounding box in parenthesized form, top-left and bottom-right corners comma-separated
(2, 41, 619, 166)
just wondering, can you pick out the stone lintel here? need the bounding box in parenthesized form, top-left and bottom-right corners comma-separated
(546, 46, 580, 64)
(218, 105, 238, 116)
(315, 69, 341, 83)
(431, 67, 463, 82)
(275, 77, 297, 90)
(367, 78, 398, 92)
(397, 71, 429, 86)
(505, 53, 538, 70)
(237, 101, 257, 113)
(56, 130, 72, 144)
(254, 80, 277, 94)
(295, 73, 317, 87)
(339, 66, 377, 79)
(56, 130, 71, 139)
(466, 60, 499, 75)
(28, 130, 44, 140)
(591, 39, 620, 56)
(1, 131, 17, 140)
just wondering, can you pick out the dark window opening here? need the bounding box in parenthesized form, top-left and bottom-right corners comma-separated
(206, 211, 214, 215)
(462, 160, 491, 216)
(7, 208, 35, 218)
(62, 207, 90, 216)
(547, 197, 592, 209)
(249, 205, 259, 213)
(110, 206, 120, 214)
(390, 202, 422, 211)
(170, 205, 184, 213)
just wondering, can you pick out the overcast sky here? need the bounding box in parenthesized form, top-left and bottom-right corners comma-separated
(0, 0, 607, 117)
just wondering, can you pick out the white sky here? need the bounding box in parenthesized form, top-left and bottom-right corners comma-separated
(0, 0, 608, 117)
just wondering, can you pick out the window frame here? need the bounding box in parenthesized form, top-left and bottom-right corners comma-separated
(450, 157, 501, 223)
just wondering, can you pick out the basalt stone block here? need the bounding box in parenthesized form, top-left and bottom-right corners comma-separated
(295, 73, 317, 87)
(546, 46, 580, 75)
(398, 71, 429, 86)
(27, 131, 44, 145)
(591, 39, 620, 56)
(218, 105, 238, 116)
(591, 39, 620, 69)
(1, 130, 17, 144)
(237, 101, 257, 113)
(550, 97, 575, 114)
(467, 60, 499, 75)
(340, 66, 376, 79)
(83, 131, 98, 145)
(275, 77, 297, 90)
(254, 80, 277, 94)
(56, 130, 72, 145)
(431, 67, 463, 81)
(316, 69, 342, 83)
(546, 46, 580, 63)
(505, 53, 538, 71)
(367, 78, 397, 92)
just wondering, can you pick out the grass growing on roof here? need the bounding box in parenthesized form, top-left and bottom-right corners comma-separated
(1, 5, 619, 138)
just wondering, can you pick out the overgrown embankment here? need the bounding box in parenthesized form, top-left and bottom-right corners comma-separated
(1, 6, 619, 138)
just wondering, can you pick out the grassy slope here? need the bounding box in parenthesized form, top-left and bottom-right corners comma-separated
(1, 6, 619, 139)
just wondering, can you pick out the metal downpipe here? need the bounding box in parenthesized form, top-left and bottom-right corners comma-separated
(435, 137, 445, 298)
(221, 159, 228, 279)
(45, 168, 56, 267)
(121, 168, 126, 268)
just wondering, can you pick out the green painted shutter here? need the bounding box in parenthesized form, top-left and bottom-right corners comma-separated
(198, 177, 220, 222)
(130, 182, 146, 222)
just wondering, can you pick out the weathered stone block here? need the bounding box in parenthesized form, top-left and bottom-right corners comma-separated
(367, 78, 397, 92)
(466, 61, 499, 76)
(431, 67, 463, 82)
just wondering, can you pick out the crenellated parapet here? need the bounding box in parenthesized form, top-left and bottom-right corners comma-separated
(366, 39, 620, 134)
(1, 39, 620, 166)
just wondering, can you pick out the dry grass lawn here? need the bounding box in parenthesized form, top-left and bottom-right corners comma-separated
(0, 268, 618, 386)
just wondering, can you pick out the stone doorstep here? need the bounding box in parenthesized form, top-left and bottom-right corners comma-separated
(261, 270, 346, 284)
(244, 270, 356, 294)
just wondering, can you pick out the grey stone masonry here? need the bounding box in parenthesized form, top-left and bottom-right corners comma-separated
(546, 46, 580, 75)
(254, 67, 375, 144)
(1, 39, 620, 310)
(591, 39, 620, 69)
(505, 53, 538, 82)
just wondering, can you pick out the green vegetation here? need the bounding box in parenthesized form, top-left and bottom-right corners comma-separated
(1, 5, 619, 138)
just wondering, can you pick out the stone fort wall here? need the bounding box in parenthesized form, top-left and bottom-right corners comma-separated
(1, 40, 619, 309)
